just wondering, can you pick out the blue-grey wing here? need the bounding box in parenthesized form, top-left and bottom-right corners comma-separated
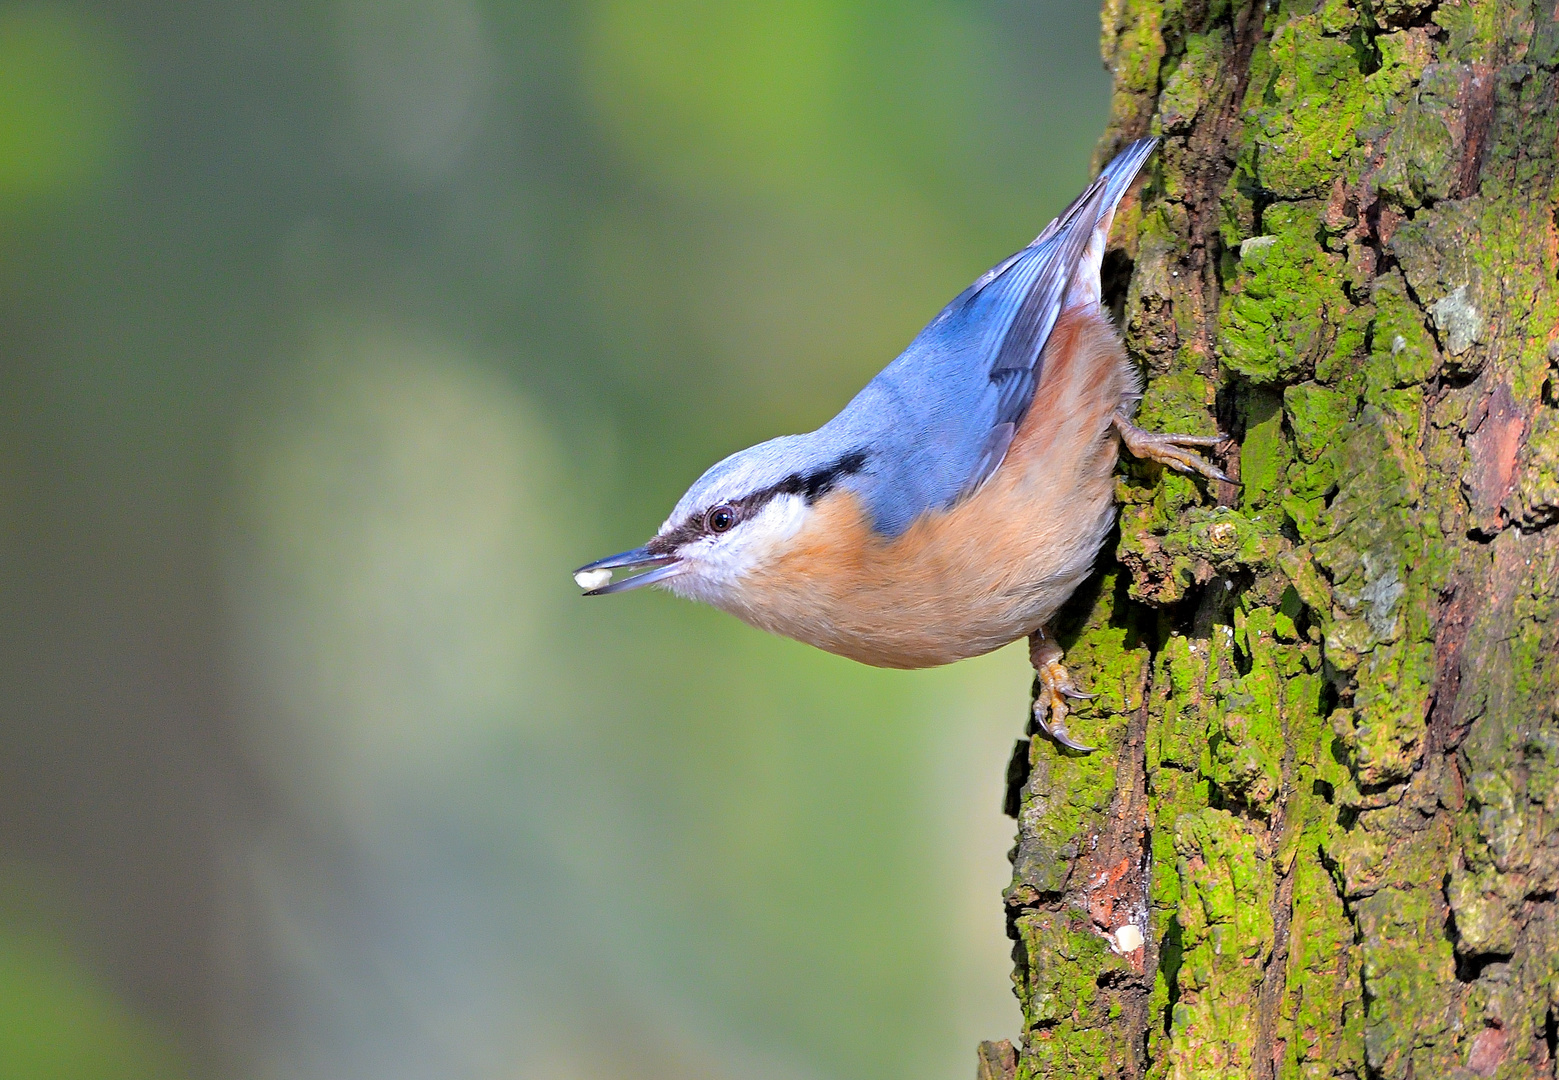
(824, 138, 1158, 537)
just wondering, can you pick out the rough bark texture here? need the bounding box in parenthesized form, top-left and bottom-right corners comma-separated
(989, 0, 1559, 1075)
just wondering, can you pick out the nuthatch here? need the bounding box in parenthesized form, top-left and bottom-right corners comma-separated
(576, 139, 1227, 752)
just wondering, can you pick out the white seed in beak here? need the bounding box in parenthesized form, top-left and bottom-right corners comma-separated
(574, 568, 613, 591)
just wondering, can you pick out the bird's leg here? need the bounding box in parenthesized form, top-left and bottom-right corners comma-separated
(1112, 413, 1231, 484)
(1028, 628, 1096, 754)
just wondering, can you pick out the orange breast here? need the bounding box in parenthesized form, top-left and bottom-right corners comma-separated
(725, 306, 1141, 668)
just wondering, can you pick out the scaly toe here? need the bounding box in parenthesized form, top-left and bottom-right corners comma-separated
(1032, 663, 1097, 754)
(1158, 446, 1230, 484)
(1044, 662, 1094, 700)
(1113, 415, 1233, 484)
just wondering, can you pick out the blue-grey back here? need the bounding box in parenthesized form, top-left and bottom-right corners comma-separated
(823, 138, 1158, 536)
(664, 139, 1157, 540)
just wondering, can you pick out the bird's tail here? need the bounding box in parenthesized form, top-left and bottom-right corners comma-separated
(1032, 137, 1158, 314)
(1032, 137, 1157, 248)
(1090, 137, 1158, 234)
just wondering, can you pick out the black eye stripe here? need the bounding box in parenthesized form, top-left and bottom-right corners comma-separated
(646, 449, 869, 554)
(771, 449, 869, 502)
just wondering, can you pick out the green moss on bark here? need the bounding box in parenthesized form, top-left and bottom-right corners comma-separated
(998, 0, 1559, 1074)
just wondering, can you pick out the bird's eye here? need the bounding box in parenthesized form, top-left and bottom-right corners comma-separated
(706, 505, 736, 533)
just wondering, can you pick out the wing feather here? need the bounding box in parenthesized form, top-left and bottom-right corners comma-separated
(957, 139, 1156, 489)
(823, 138, 1159, 536)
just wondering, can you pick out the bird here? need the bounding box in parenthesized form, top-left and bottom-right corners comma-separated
(574, 138, 1227, 753)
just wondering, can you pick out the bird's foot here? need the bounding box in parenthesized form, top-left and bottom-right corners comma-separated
(1029, 632, 1096, 754)
(1113, 414, 1232, 484)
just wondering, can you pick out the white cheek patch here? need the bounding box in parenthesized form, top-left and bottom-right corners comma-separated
(678, 494, 809, 599)
(752, 494, 808, 550)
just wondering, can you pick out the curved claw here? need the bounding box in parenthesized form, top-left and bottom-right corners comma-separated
(1032, 691, 1099, 755)
(1050, 666, 1095, 700)
(1037, 713, 1097, 754)
(1029, 630, 1100, 755)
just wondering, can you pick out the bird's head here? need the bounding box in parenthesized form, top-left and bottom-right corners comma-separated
(575, 434, 869, 606)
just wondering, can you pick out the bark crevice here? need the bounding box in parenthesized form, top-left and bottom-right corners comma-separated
(994, 0, 1559, 1074)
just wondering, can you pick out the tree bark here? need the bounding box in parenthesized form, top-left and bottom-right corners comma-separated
(988, 0, 1559, 1076)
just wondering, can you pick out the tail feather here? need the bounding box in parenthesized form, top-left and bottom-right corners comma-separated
(1036, 138, 1157, 313)
(1032, 137, 1157, 249)
(952, 139, 1157, 495)
(858, 138, 1160, 521)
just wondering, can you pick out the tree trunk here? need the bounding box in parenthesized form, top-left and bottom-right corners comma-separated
(988, 0, 1559, 1076)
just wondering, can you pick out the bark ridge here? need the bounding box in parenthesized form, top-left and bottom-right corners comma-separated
(996, 0, 1559, 1075)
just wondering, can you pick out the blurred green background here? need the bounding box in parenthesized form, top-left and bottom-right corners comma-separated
(0, 1, 1108, 1077)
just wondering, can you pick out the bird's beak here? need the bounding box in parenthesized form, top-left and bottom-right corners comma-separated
(573, 546, 683, 595)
